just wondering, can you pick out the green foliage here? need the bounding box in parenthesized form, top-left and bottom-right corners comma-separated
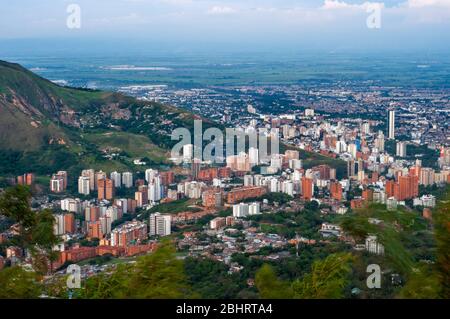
(377, 227, 414, 274)
(385, 140, 440, 169)
(340, 215, 374, 241)
(140, 199, 200, 221)
(0, 185, 35, 229)
(127, 240, 192, 298)
(185, 257, 244, 299)
(397, 264, 440, 299)
(80, 240, 193, 299)
(255, 264, 294, 299)
(0, 185, 59, 274)
(243, 192, 293, 205)
(291, 253, 354, 299)
(340, 205, 419, 275)
(0, 267, 42, 299)
(32, 209, 59, 251)
(248, 209, 324, 239)
(433, 194, 450, 298)
(0, 147, 78, 176)
(81, 264, 132, 299)
(255, 253, 353, 299)
(80, 238, 100, 247)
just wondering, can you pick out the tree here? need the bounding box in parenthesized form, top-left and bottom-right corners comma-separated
(398, 192, 450, 299)
(127, 240, 192, 298)
(184, 257, 243, 299)
(256, 253, 353, 299)
(0, 185, 60, 274)
(0, 267, 42, 299)
(397, 264, 439, 299)
(80, 264, 132, 299)
(0, 185, 35, 233)
(79, 240, 194, 299)
(255, 264, 293, 299)
(291, 253, 353, 299)
(432, 192, 450, 298)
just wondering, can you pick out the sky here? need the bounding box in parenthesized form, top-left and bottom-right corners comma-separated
(0, 0, 449, 54)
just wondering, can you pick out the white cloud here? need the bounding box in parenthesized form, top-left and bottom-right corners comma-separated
(321, 0, 385, 10)
(322, 0, 355, 9)
(406, 0, 450, 8)
(207, 6, 236, 15)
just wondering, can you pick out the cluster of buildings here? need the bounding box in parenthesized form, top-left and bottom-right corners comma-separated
(50, 171, 68, 193)
(3, 94, 449, 279)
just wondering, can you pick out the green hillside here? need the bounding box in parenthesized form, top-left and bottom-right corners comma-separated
(0, 60, 198, 175)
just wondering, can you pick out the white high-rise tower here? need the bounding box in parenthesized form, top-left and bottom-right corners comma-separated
(388, 110, 395, 140)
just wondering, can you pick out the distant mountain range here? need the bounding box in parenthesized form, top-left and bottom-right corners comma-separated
(0, 60, 200, 176)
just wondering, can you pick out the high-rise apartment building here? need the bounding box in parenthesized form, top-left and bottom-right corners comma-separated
(98, 178, 115, 201)
(149, 213, 171, 237)
(85, 206, 100, 223)
(95, 171, 107, 190)
(420, 168, 435, 186)
(50, 172, 67, 193)
(64, 213, 76, 234)
(396, 142, 407, 157)
(81, 169, 95, 191)
(122, 172, 133, 188)
(388, 110, 395, 140)
(249, 147, 259, 166)
(148, 176, 162, 203)
(110, 171, 122, 188)
(135, 187, 149, 207)
(301, 177, 314, 201)
(78, 176, 90, 195)
(394, 175, 419, 201)
(330, 181, 343, 201)
(110, 221, 148, 247)
(17, 173, 34, 186)
(374, 131, 385, 152)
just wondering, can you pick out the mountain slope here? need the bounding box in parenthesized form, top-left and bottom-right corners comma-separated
(0, 60, 200, 175)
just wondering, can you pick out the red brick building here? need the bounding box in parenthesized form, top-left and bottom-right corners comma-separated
(64, 213, 76, 234)
(394, 175, 419, 201)
(160, 171, 175, 186)
(227, 186, 267, 204)
(59, 245, 125, 264)
(198, 168, 219, 182)
(385, 179, 395, 198)
(202, 188, 223, 208)
(127, 198, 137, 213)
(351, 198, 366, 209)
(301, 177, 314, 201)
(88, 221, 103, 239)
(86, 206, 100, 222)
(330, 181, 343, 201)
(218, 167, 231, 178)
(59, 246, 97, 264)
(17, 173, 34, 186)
(362, 188, 374, 202)
(312, 165, 332, 180)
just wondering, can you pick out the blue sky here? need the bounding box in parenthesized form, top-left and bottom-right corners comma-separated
(1, 0, 449, 53)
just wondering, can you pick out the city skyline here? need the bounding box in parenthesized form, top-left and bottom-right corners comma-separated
(0, 0, 448, 303)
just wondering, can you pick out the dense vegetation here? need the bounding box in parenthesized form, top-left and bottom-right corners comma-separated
(1, 184, 448, 299)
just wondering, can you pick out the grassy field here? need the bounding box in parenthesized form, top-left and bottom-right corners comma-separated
(77, 255, 138, 267)
(83, 131, 169, 164)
